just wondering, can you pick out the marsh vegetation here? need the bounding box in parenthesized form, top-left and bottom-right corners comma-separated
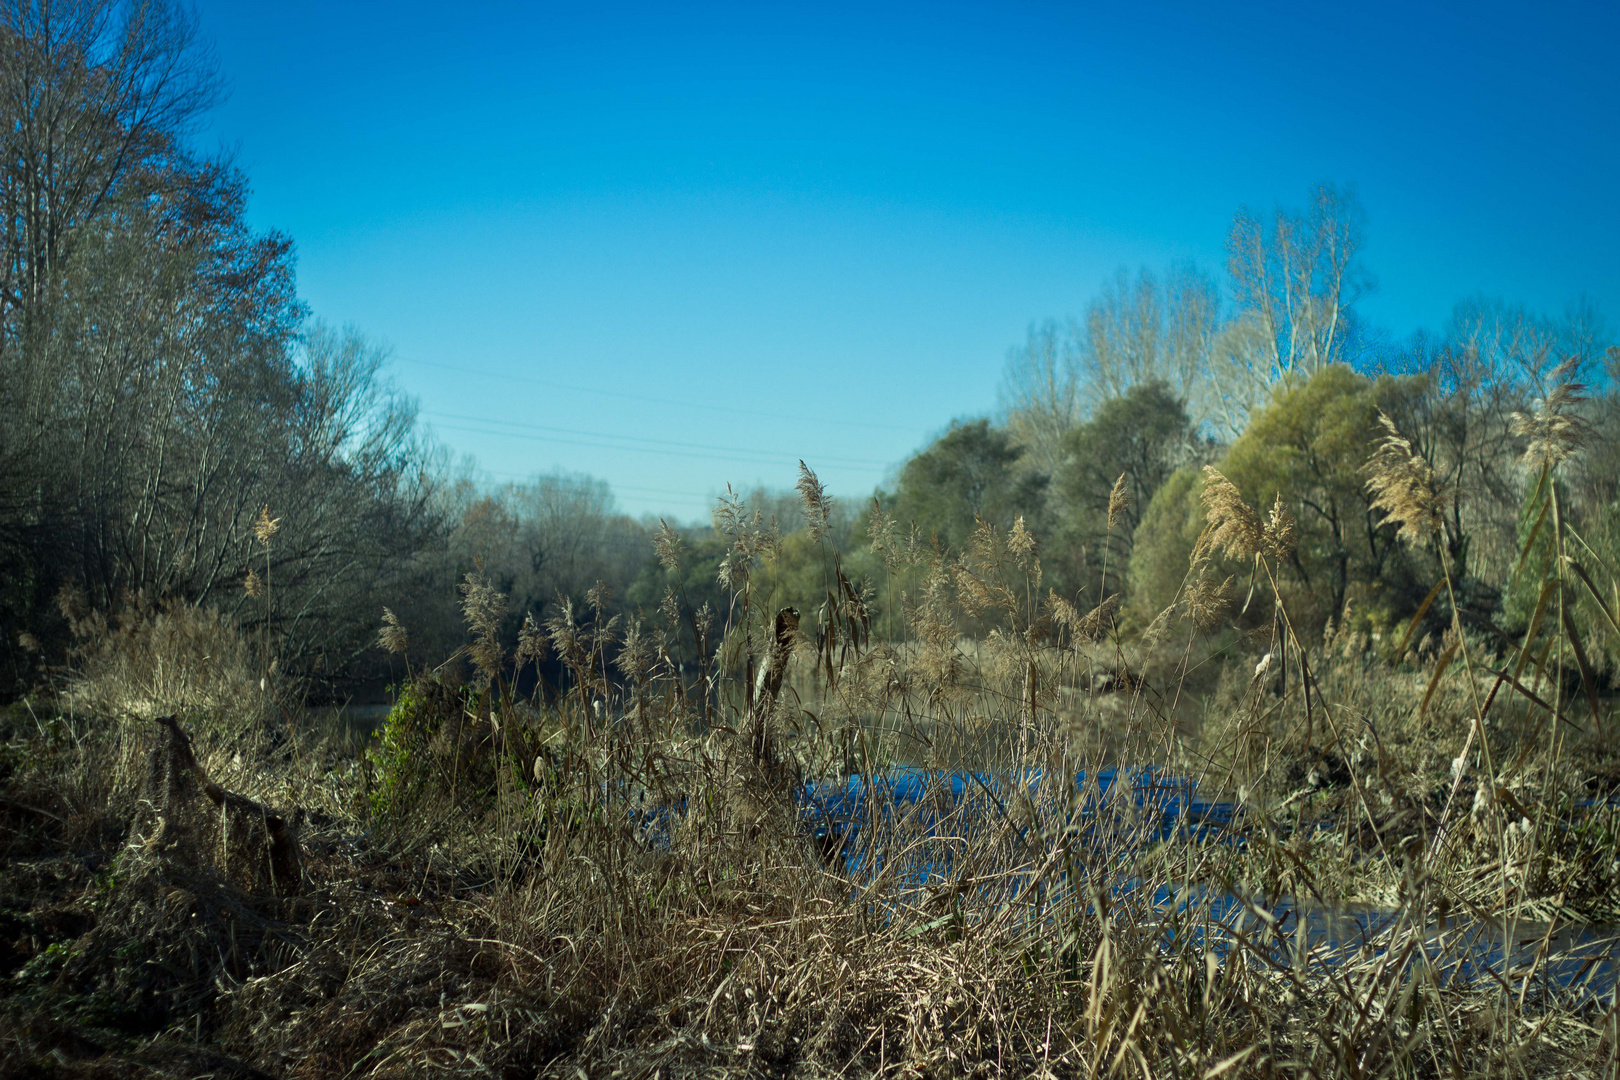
(3, 1, 1620, 1077)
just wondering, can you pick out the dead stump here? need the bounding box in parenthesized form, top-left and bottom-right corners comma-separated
(144, 715, 302, 896)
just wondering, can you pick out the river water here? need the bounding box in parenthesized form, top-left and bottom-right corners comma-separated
(305, 707, 1619, 1002)
(800, 767, 1620, 1003)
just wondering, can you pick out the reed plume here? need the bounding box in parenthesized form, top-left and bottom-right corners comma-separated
(1107, 473, 1129, 530)
(1365, 411, 1443, 545)
(1511, 357, 1592, 472)
(1262, 494, 1297, 559)
(795, 460, 830, 542)
(615, 620, 652, 683)
(515, 611, 546, 666)
(1200, 467, 1264, 562)
(252, 506, 282, 545)
(377, 607, 408, 655)
(867, 496, 914, 572)
(459, 572, 507, 686)
(1007, 515, 1038, 572)
(1073, 593, 1120, 643)
(1185, 573, 1234, 631)
(653, 518, 683, 573)
(1044, 589, 1081, 635)
(546, 595, 585, 672)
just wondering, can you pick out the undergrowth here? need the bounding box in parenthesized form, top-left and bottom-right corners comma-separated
(1, 457, 1618, 1079)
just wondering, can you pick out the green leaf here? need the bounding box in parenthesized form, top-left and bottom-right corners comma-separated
(1569, 559, 1620, 637)
(1509, 474, 1551, 595)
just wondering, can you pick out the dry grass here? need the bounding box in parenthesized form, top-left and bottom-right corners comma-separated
(3, 483, 1619, 1079)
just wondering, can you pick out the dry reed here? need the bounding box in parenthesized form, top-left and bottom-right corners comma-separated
(3, 472, 1618, 1080)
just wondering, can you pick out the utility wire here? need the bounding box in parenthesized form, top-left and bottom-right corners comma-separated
(474, 468, 723, 502)
(424, 415, 891, 472)
(425, 410, 892, 468)
(395, 356, 915, 433)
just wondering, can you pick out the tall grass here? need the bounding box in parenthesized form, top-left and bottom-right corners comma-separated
(3, 444, 1618, 1078)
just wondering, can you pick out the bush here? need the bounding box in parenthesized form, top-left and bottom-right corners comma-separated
(366, 673, 474, 820)
(61, 593, 268, 734)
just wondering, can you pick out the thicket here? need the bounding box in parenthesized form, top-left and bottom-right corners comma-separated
(4, 2, 1617, 714)
(4, 455, 1620, 1076)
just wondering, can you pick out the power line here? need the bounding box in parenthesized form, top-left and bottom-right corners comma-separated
(424, 415, 892, 473)
(426, 410, 893, 468)
(395, 356, 916, 433)
(475, 468, 721, 502)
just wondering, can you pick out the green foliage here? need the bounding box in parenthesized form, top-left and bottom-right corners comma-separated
(1221, 366, 1435, 631)
(1056, 381, 1196, 599)
(1129, 366, 1430, 634)
(753, 530, 877, 627)
(1584, 501, 1620, 673)
(1504, 471, 1620, 678)
(1126, 466, 1207, 621)
(892, 419, 1047, 551)
(1502, 473, 1558, 636)
(366, 675, 469, 820)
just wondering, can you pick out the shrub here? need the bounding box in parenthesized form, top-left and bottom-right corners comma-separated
(61, 593, 267, 735)
(365, 673, 472, 820)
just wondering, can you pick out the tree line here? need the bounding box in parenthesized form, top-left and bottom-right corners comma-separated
(0, 0, 655, 697)
(881, 188, 1619, 670)
(3, 0, 1616, 700)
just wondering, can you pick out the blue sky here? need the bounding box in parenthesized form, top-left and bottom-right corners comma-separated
(191, 0, 1619, 522)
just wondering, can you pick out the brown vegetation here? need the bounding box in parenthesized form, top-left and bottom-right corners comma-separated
(2, 469, 1618, 1078)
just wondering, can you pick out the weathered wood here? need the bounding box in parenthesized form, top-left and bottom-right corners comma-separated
(148, 716, 302, 895)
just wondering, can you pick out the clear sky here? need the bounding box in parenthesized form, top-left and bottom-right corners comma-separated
(190, 0, 1619, 523)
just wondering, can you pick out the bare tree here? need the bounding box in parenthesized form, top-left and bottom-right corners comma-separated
(0, 0, 220, 331)
(1080, 263, 1222, 427)
(1220, 183, 1372, 411)
(997, 319, 1084, 475)
(1204, 313, 1273, 440)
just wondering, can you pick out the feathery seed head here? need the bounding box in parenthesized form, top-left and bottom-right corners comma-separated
(713, 486, 781, 588)
(56, 584, 87, 624)
(1200, 468, 1264, 562)
(1365, 411, 1444, 545)
(1045, 590, 1081, 635)
(1073, 594, 1120, 643)
(1140, 604, 1175, 649)
(252, 506, 281, 546)
(516, 611, 547, 665)
(1107, 473, 1129, 530)
(1511, 358, 1592, 472)
(546, 595, 584, 668)
(1262, 494, 1297, 559)
(867, 499, 921, 571)
(653, 518, 683, 573)
(459, 571, 508, 684)
(867, 497, 902, 567)
(243, 569, 264, 599)
(615, 620, 653, 683)
(795, 460, 830, 543)
(1007, 515, 1039, 571)
(1184, 573, 1233, 631)
(377, 607, 408, 655)
(658, 586, 680, 632)
(459, 572, 506, 639)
